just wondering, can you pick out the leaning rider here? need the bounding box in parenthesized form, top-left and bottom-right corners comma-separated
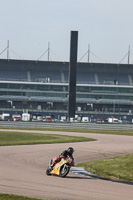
(50, 147, 74, 169)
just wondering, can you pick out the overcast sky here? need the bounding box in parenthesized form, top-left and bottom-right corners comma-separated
(0, 0, 133, 63)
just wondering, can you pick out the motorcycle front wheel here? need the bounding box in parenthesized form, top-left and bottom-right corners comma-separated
(59, 164, 70, 177)
(46, 168, 51, 176)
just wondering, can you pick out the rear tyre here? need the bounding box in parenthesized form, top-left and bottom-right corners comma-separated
(59, 164, 70, 177)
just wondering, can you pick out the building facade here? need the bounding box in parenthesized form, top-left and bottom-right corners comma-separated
(0, 59, 133, 120)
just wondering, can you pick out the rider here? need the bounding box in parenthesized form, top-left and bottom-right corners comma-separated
(50, 147, 74, 169)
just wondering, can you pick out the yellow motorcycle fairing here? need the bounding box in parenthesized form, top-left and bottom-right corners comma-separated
(50, 158, 68, 176)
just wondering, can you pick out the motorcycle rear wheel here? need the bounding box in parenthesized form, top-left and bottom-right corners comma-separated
(60, 164, 70, 177)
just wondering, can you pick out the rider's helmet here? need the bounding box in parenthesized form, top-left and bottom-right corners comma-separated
(67, 147, 74, 154)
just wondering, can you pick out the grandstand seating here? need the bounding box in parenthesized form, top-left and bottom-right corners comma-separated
(30, 70, 61, 82)
(0, 60, 132, 86)
(77, 71, 95, 84)
(0, 69, 27, 81)
(96, 72, 130, 85)
(0, 68, 131, 85)
(0, 59, 133, 116)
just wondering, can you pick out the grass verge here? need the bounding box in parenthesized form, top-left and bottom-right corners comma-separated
(0, 193, 45, 200)
(0, 127, 133, 136)
(0, 131, 95, 146)
(77, 154, 133, 182)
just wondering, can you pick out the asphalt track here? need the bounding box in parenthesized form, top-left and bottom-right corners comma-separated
(0, 129, 133, 200)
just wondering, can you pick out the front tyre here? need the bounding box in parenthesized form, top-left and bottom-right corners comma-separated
(60, 164, 70, 177)
(46, 168, 51, 176)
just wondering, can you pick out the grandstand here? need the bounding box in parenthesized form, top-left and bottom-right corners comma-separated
(0, 58, 133, 121)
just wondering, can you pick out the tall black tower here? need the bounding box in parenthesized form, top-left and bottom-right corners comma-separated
(68, 31, 78, 120)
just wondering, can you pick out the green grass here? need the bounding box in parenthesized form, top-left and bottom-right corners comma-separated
(0, 194, 45, 200)
(0, 131, 95, 146)
(78, 154, 133, 182)
(0, 127, 133, 136)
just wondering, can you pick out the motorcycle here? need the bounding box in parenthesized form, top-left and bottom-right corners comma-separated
(46, 156, 74, 177)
